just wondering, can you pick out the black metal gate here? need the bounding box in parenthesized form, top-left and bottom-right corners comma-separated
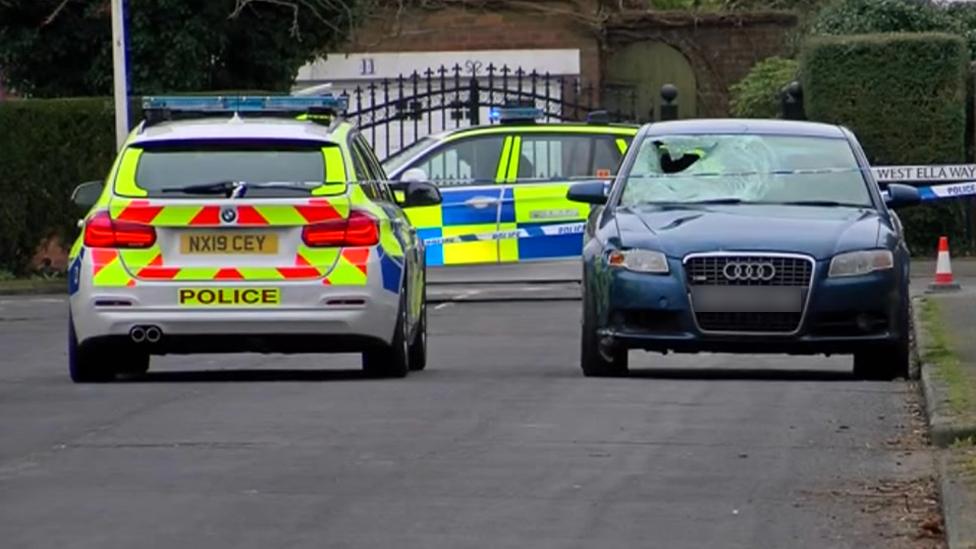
(338, 63, 637, 159)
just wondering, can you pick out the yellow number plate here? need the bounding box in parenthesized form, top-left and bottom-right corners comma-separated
(178, 288, 280, 307)
(180, 233, 278, 255)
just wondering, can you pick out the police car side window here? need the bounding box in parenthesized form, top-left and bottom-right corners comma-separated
(349, 139, 381, 200)
(516, 135, 623, 181)
(355, 136, 396, 202)
(592, 137, 626, 177)
(414, 136, 505, 186)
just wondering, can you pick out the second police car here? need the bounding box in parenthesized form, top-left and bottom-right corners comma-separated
(383, 107, 639, 266)
(67, 95, 441, 382)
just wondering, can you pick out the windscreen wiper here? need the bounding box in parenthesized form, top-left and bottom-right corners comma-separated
(773, 200, 868, 208)
(684, 198, 745, 205)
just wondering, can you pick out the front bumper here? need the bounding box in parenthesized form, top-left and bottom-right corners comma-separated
(593, 257, 906, 355)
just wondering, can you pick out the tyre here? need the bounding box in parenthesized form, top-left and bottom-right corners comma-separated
(853, 301, 910, 381)
(408, 295, 427, 371)
(362, 289, 410, 378)
(580, 288, 628, 377)
(68, 317, 115, 383)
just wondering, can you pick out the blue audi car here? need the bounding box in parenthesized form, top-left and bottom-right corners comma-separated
(567, 119, 921, 380)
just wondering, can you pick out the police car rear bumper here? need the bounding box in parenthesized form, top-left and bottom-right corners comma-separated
(70, 284, 399, 351)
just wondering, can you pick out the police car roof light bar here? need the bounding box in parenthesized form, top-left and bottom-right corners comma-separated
(586, 110, 611, 125)
(141, 95, 349, 127)
(490, 106, 544, 124)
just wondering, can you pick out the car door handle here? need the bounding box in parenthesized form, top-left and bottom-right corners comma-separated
(464, 196, 499, 209)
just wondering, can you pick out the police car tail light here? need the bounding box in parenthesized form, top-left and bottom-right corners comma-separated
(83, 211, 157, 249)
(302, 210, 379, 247)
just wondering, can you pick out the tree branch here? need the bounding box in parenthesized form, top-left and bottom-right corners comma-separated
(41, 0, 73, 27)
(230, 0, 355, 38)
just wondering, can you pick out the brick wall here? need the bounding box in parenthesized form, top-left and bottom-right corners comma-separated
(348, 1, 603, 87)
(342, 4, 797, 117)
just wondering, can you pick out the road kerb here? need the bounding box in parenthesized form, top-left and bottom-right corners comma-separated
(938, 451, 976, 549)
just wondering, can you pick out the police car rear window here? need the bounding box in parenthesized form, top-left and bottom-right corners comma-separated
(132, 140, 328, 197)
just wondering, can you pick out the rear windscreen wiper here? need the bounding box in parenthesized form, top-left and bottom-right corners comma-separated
(244, 181, 322, 191)
(161, 180, 240, 196)
(160, 180, 323, 197)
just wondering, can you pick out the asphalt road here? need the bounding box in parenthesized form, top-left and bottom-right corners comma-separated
(0, 294, 943, 548)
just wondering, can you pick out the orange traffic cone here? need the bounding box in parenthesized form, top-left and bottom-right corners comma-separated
(928, 236, 961, 292)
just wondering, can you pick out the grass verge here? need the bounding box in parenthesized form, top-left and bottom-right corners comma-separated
(921, 298, 976, 417)
(0, 277, 66, 295)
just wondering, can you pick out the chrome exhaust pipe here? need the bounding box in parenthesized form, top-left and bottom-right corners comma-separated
(145, 326, 162, 344)
(129, 326, 146, 344)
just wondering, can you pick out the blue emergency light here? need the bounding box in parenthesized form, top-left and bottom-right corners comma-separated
(141, 94, 349, 113)
(489, 105, 544, 123)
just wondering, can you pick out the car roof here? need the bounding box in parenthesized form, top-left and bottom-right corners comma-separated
(438, 122, 639, 139)
(129, 116, 345, 145)
(644, 119, 847, 139)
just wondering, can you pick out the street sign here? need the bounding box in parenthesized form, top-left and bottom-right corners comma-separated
(873, 164, 976, 183)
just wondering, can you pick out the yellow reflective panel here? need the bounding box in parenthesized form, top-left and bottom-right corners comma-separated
(505, 136, 522, 183)
(498, 222, 519, 262)
(616, 138, 629, 154)
(442, 224, 497, 265)
(253, 205, 306, 226)
(237, 267, 288, 280)
(118, 248, 161, 270)
(405, 205, 443, 229)
(113, 148, 147, 197)
(149, 205, 203, 226)
(496, 137, 514, 182)
(93, 258, 133, 287)
(327, 257, 368, 286)
(173, 267, 220, 281)
(512, 184, 585, 223)
(316, 146, 348, 196)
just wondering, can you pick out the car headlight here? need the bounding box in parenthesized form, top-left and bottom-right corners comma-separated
(607, 249, 669, 274)
(828, 250, 894, 278)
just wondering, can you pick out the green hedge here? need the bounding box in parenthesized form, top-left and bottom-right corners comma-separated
(0, 98, 122, 274)
(0, 93, 273, 274)
(800, 32, 971, 254)
(729, 57, 799, 118)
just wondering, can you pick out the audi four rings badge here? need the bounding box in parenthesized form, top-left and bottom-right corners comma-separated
(723, 261, 776, 281)
(220, 206, 238, 224)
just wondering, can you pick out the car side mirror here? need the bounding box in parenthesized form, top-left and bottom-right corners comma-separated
(394, 181, 442, 208)
(884, 183, 921, 209)
(71, 181, 104, 208)
(567, 181, 609, 205)
(400, 168, 428, 183)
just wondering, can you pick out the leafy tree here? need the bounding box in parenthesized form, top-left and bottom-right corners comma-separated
(0, 0, 361, 97)
(729, 57, 798, 118)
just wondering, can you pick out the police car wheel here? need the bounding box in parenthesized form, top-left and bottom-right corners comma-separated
(408, 297, 427, 371)
(580, 293, 629, 377)
(362, 289, 410, 378)
(68, 317, 115, 383)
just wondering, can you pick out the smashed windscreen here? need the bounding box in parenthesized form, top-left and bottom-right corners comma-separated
(620, 134, 873, 207)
